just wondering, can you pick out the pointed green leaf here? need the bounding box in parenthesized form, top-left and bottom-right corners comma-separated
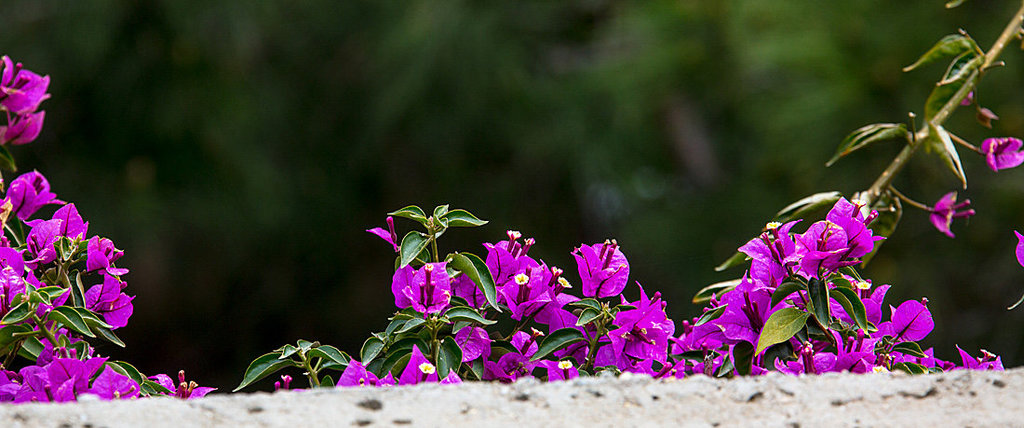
(530, 328, 586, 361)
(770, 280, 807, 308)
(361, 337, 385, 364)
(388, 205, 428, 224)
(92, 325, 126, 347)
(398, 231, 430, 268)
(828, 124, 909, 167)
(47, 306, 95, 338)
(925, 68, 977, 121)
(0, 145, 16, 172)
(938, 52, 981, 86)
(755, 308, 811, 356)
(0, 324, 33, 356)
(279, 344, 298, 359)
(568, 298, 602, 311)
(893, 362, 928, 375)
(714, 252, 749, 272)
(893, 341, 928, 358)
(1, 301, 33, 325)
(807, 278, 830, 326)
(234, 352, 300, 392)
(443, 306, 496, 326)
(693, 305, 727, 327)
(774, 191, 844, 223)
(307, 345, 351, 368)
(449, 252, 500, 311)
(320, 375, 335, 387)
(928, 124, 967, 189)
(396, 317, 426, 334)
(830, 287, 870, 332)
(903, 34, 977, 72)
(443, 209, 488, 227)
(733, 341, 755, 376)
(575, 308, 602, 327)
(432, 204, 450, 220)
(72, 272, 86, 308)
(383, 351, 413, 377)
(437, 337, 463, 378)
(693, 278, 741, 304)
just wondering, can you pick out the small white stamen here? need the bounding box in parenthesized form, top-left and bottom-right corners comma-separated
(872, 366, 889, 373)
(557, 277, 572, 289)
(557, 360, 573, 370)
(855, 281, 871, 290)
(766, 221, 782, 230)
(419, 362, 436, 375)
(514, 273, 529, 285)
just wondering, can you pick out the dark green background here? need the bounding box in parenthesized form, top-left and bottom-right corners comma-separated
(3, 0, 1023, 389)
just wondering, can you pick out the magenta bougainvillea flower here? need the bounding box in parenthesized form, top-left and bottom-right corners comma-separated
(499, 265, 558, 321)
(484, 330, 540, 382)
(398, 346, 461, 385)
(366, 216, 399, 252)
(25, 219, 61, 266)
(337, 360, 381, 387)
(86, 236, 128, 276)
(878, 299, 934, 342)
(27, 203, 89, 240)
(537, 359, 579, 381)
(5, 171, 63, 221)
(0, 110, 45, 146)
(0, 56, 50, 115)
(608, 284, 674, 364)
(715, 274, 783, 353)
(954, 346, 1003, 371)
(150, 370, 216, 399)
(1015, 230, 1024, 268)
(455, 326, 491, 362)
(739, 220, 800, 288)
(573, 240, 629, 298)
(90, 366, 140, 400)
(484, 230, 539, 287)
(928, 192, 975, 238)
(391, 262, 452, 314)
(84, 274, 134, 329)
(981, 137, 1024, 172)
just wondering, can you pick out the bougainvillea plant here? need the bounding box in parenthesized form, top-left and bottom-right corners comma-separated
(237, 1, 1024, 391)
(0, 56, 212, 402)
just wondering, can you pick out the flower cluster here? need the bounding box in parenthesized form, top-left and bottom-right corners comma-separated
(0, 56, 48, 146)
(239, 200, 1003, 392)
(0, 56, 211, 403)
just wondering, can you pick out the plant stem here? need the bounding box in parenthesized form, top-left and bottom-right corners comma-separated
(861, 0, 1024, 207)
(887, 185, 932, 211)
(302, 352, 321, 388)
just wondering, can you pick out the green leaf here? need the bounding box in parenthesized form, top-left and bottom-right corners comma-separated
(713, 252, 749, 272)
(893, 362, 928, 375)
(733, 341, 755, 376)
(396, 317, 426, 334)
(0, 301, 33, 325)
(530, 328, 586, 361)
(928, 124, 967, 189)
(945, 0, 967, 7)
(399, 231, 431, 268)
(320, 375, 335, 387)
(0, 145, 17, 172)
(279, 344, 298, 359)
(234, 352, 300, 392)
(361, 337, 385, 364)
(0, 324, 33, 356)
(18, 337, 43, 360)
(388, 205, 428, 224)
(108, 361, 147, 386)
(437, 337, 463, 378)
(449, 252, 500, 311)
(755, 308, 811, 356)
(807, 278, 830, 326)
(297, 340, 315, 352)
(48, 306, 95, 338)
(771, 280, 807, 307)
(568, 298, 602, 311)
(308, 345, 351, 369)
(860, 190, 902, 265)
(692, 278, 741, 304)
(828, 124, 909, 167)
(432, 204, 450, 220)
(382, 349, 413, 376)
(72, 272, 86, 308)
(938, 52, 981, 86)
(830, 287, 870, 332)
(443, 209, 488, 227)
(92, 325, 126, 347)
(893, 341, 928, 358)
(903, 34, 977, 72)
(575, 308, 602, 327)
(693, 305, 727, 327)
(443, 306, 496, 326)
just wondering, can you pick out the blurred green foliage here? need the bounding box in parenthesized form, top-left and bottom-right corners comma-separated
(2, 0, 1024, 388)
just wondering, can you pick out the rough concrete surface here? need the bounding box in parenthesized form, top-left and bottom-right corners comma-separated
(1, 368, 1022, 427)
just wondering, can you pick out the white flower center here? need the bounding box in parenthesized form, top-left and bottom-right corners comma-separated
(766, 221, 782, 230)
(514, 273, 530, 285)
(557, 360, 573, 370)
(419, 362, 436, 375)
(855, 281, 871, 290)
(557, 277, 572, 289)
